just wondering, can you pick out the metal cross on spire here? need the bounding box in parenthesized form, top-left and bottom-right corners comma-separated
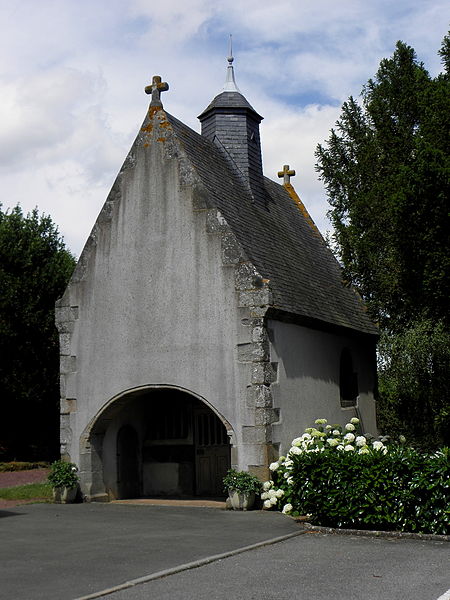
(145, 75, 169, 107)
(278, 165, 296, 184)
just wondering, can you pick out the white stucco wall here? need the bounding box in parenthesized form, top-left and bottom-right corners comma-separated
(268, 319, 378, 455)
(57, 115, 254, 492)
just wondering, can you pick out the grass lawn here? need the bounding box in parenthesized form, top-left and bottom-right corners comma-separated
(0, 482, 52, 501)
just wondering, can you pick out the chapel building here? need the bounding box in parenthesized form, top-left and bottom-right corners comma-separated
(56, 56, 378, 501)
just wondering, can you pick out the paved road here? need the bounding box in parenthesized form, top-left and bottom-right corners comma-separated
(1, 503, 448, 600)
(101, 532, 450, 600)
(0, 502, 298, 600)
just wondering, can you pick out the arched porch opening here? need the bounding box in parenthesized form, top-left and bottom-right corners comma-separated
(81, 386, 232, 501)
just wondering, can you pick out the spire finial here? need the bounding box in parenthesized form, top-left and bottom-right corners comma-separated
(145, 75, 169, 107)
(228, 34, 234, 64)
(223, 35, 241, 93)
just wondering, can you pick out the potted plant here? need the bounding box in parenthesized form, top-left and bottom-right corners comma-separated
(223, 468, 262, 511)
(48, 460, 80, 504)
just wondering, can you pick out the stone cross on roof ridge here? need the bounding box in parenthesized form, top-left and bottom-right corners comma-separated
(278, 164, 296, 185)
(145, 75, 169, 107)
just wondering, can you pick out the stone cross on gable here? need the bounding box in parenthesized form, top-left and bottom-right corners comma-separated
(145, 75, 169, 107)
(278, 164, 296, 185)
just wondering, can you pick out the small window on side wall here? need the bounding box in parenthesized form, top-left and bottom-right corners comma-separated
(340, 348, 358, 408)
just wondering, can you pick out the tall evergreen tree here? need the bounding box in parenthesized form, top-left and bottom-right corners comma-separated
(316, 35, 450, 448)
(316, 37, 450, 332)
(0, 205, 75, 460)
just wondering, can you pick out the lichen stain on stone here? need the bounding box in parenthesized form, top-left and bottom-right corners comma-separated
(141, 108, 173, 150)
(284, 183, 322, 238)
(148, 105, 162, 119)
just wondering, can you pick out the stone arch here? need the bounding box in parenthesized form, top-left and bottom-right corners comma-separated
(79, 385, 235, 501)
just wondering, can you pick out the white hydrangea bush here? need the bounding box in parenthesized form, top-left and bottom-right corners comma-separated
(260, 480, 286, 510)
(261, 417, 406, 514)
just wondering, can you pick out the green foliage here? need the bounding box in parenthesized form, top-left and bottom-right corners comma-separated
(377, 320, 450, 449)
(223, 469, 262, 494)
(0, 205, 75, 460)
(0, 482, 52, 501)
(273, 447, 449, 535)
(266, 419, 449, 535)
(47, 460, 79, 489)
(316, 37, 450, 330)
(0, 461, 49, 472)
(315, 33, 450, 447)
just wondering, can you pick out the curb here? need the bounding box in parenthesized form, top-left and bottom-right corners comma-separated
(73, 529, 307, 600)
(298, 522, 450, 542)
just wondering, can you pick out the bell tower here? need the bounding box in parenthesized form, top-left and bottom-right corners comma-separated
(198, 42, 266, 204)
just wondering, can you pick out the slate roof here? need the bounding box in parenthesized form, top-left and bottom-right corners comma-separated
(166, 112, 378, 336)
(198, 91, 262, 119)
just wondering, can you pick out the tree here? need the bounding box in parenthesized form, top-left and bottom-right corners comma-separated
(0, 205, 76, 460)
(377, 320, 450, 448)
(315, 34, 450, 448)
(316, 36, 450, 332)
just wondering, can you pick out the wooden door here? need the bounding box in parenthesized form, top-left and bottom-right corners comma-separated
(194, 408, 230, 497)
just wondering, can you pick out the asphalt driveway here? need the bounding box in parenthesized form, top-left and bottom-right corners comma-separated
(101, 533, 450, 600)
(0, 502, 299, 600)
(0, 503, 448, 600)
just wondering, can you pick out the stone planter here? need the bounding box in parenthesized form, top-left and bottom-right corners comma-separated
(52, 485, 78, 504)
(228, 489, 255, 511)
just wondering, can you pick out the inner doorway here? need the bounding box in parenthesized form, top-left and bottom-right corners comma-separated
(117, 425, 140, 499)
(115, 389, 231, 498)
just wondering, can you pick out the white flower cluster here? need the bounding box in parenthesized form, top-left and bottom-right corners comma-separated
(260, 480, 286, 510)
(261, 417, 397, 516)
(281, 418, 390, 457)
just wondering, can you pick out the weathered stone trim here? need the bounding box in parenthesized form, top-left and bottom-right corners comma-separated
(251, 362, 278, 385)
(237, 341, 270, 363)
(238, 289, 272, 307)
(60, 413, 72, 459)
(203, 207, 278, 479)
(61, 398, 77, 414)
(55, 302, 79, 460)
(222, 232, 246, 265)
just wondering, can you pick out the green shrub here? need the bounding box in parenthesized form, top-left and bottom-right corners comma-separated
(264, 418, 449, 535)
(47, 460, 79, 488)
(223, 469, 262, 494)
(0, 461, 49, 472)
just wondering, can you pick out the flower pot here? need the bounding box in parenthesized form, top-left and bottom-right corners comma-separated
(53, 485, 78, 504)
(228, 489, 255, 511)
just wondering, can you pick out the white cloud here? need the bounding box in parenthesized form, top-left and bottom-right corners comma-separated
(261, 102, 341, 233)
(0, 0, 448, 255)
(0, 67, 107, 170)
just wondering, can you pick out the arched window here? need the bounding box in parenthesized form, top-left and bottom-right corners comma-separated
(340, 348, 358, 408)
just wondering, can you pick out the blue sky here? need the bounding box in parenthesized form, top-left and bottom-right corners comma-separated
(1, 0, 448, 256)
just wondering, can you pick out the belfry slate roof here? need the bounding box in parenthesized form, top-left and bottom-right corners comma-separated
(166, 112, 378, 336)
(198, 91, 262, 119)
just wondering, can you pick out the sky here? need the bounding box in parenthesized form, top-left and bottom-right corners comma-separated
(1, 0, 448, 257)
